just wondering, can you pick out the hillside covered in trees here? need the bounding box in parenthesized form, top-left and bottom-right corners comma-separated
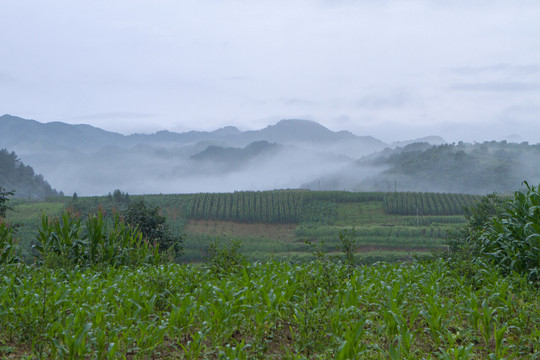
(0, 148, 61, 199)
(305, 141, 540, 194)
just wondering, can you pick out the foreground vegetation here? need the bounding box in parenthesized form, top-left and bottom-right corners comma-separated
(1, 185, 539, 358)
(0, 259, 538, 359)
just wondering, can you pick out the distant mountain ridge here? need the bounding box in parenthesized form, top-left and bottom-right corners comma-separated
(0, 114, 448, 195)
(0, 115, 386, 153)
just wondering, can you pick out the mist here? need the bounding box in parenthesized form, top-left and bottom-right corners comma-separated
(3, 114, 540, 196)
(30, 142, 355, 196)
(303, 141, 540, 195)
(2, 116, 388, 196)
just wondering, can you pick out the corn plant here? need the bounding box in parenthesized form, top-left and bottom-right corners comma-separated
(0, 222, 19, 264)
(477, 182, 540, 283)
(34, 210, 160, 268)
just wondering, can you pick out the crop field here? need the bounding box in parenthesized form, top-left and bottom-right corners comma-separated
(2, 189, 539, 359)
(0, 260, 538, 359)
(7, 191, 475, 263)
(180, 198, 469, 263)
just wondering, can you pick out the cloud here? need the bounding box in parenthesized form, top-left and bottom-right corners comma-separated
(354, 92, 409, 110)
(447, 63, 540, 77)
(283, 98, 316, 107)
(223, 76, 252, 82)
(0, 72, 16, 84)
(67, 112, 156, 120)
(449, 82, 540, 92)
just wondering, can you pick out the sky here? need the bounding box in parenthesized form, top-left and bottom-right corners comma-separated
(1, 0, 539, 143)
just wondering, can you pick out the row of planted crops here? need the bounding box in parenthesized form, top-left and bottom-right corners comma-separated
(0, 259, 538, 359)
(186, 190, 480, 223)
(383, 192, 482, 216)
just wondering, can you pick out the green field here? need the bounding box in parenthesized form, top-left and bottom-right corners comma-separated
(7, 191, 476, 263)
(2, 190, 539, 359)
(1, 260, 538, 359)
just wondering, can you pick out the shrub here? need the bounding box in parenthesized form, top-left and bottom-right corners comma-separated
(125, 200, 183, 261)
(207, 239, 246, 274)
(338, 228, 358, 267)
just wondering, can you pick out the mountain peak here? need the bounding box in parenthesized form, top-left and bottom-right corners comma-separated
(212, 126, 241, 136)
(271, 119, 328, 130)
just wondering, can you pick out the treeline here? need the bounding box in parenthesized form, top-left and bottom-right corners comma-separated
(0, 148, 61, 199)
(383, 192, 482, 215)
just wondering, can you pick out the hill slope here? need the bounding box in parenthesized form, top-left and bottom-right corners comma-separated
(0, 148, 61, 198)
(304, 141, 540, 194)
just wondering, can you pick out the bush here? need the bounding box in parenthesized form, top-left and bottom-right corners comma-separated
(34, 210, 160, 268)
(207, 239, 246, 274)
(338, 228, 358, 267)
(125, 200, 183, 261)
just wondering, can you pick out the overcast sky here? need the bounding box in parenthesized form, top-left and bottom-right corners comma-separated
(1, 0, 539, 143)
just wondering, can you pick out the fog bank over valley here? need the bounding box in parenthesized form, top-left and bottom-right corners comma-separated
(2, 114, 540, 197)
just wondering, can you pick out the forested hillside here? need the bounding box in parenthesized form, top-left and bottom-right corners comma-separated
(370, 141, 540, 193)
(0, 148, 61, 199)
(306, 141, 540, 194)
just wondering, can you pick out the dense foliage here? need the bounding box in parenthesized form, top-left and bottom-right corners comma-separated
(0, 148, 60, 199)
(359, 141, 540, 193)
(475, 183, 540, 282)
(125, 200, 184, 261)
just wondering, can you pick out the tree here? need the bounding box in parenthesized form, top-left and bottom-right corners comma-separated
(0, 186, 14, 218)
(124, 200, 183, 260)
(112, 189, 129, 204)
(462, 193, 505, 230)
